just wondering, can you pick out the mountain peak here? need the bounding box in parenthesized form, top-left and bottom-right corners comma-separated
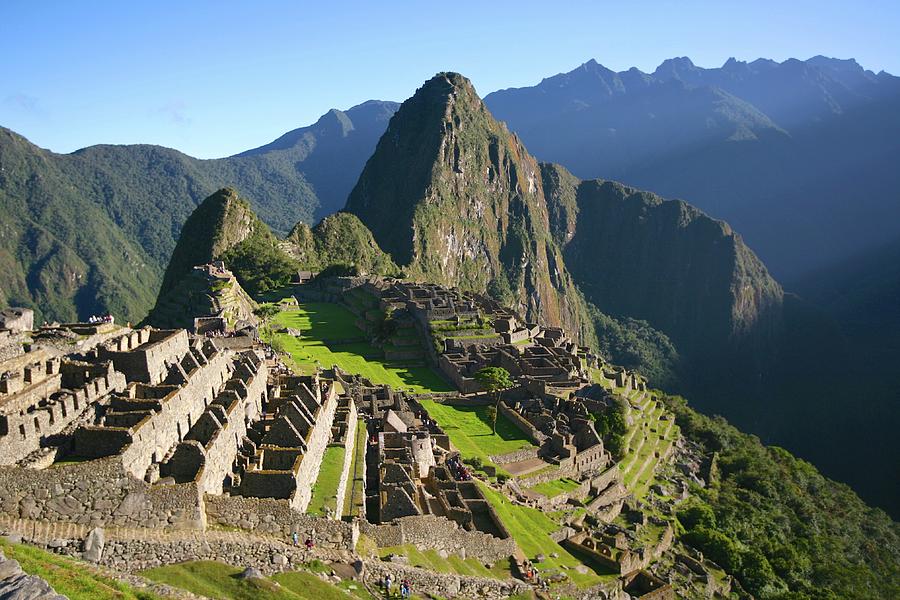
(158, 188, 268, 294)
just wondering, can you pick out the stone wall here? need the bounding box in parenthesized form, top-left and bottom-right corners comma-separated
(0, 361, 126, 466)
(204, 494, 358, 550)
(489, 447, 540, 465)
(498, 401, 546, 445)
(0, 457, 204, 529)
(331, 401, 358, 519)
(363, 560, 530, 600)
(99, 329, 186, 385)
(292, 383, 339, 510)
(361, 515, 516, 564)
(117, 348, 232, 479)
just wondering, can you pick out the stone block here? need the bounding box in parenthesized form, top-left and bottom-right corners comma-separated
(83, 527, 105, 562)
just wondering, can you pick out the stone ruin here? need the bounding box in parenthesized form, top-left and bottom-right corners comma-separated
(232, 372, 339, 511)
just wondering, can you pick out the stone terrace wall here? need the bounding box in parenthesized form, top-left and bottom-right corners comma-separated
(0, 457, 203, 529)
(363, 560, 530, 600)
(331, 400, 358, 519)
(361, 515, 516, 564)
(117, 348, 232, 479)
(204, 494, 358, 550)
(489, 447, 540, 465)
(498, 401, 547, 445)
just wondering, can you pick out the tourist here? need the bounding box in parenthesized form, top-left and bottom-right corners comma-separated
(383, 573, 393, 596)
(400, 579, 410, 598)
(292, 531, 299, 546)
(304, 537, 314, 551)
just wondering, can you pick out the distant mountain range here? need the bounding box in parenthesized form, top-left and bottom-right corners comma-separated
(484, 56, 900, 280)
(0, 100, 397, 323)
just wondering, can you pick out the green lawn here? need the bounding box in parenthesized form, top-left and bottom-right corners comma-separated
(143, 560, 372, 600)
(377, 544, 511, 580)
(0, 538, 162, 600)
(307, 445, 347, 517)
(269, 303, 451, 393)
(417, 399, 535, 468)
(528, 477, 582, 498)
(475, 482, 617, 588)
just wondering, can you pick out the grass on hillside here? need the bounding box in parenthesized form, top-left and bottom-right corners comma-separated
(0, 538, 162, 600)
(307, 445, 347, 517)
(475, 481, 617, 588)
(416, 399, 535, 469)
(528, 478, 581, 498)
(269, 303, 451, 393)
(142, 560, 372, 600)
(615, 390, 679, 500)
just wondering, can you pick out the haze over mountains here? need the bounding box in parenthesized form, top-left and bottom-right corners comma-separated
(484, 56, 900, 280)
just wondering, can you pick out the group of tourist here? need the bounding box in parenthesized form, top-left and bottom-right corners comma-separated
(87, 314, 114, 325)
(446, 455, 472, 481)
(381, 573, 412, 598)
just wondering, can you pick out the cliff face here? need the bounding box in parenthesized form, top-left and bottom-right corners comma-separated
(542, 169, 784, 358)
(346, 73, 594, 343)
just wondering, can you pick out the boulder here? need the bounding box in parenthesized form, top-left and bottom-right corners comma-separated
(271, 553, 288, 567)
(83, 527, 105, 562)
(238, 567, 264, 580)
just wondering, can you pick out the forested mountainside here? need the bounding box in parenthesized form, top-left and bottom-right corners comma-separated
(484, 56, 900, 280)
(0, 100, 396, 323)
(345, 73, 782, 381)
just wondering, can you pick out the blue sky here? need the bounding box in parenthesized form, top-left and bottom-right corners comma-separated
(2, 0, 897, 158)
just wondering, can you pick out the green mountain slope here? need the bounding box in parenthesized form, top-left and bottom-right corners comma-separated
(0, 101, 397, 323)
(0, 128, 161, 323)
(284, 211, 399, 276)
(543, 167, 784, 362)
(345, 72, 597, 343)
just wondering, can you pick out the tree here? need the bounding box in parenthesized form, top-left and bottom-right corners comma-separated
(254, 303, 280, 321)
(485, 405, 498, 433)
(474, 366, 513, 433)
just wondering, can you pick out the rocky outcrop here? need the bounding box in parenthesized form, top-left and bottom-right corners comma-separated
(283, 212, 399, 276)
(345, 72, 784, 368)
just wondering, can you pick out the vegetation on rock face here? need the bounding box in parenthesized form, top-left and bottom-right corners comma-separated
(665, 394, 900, 600)
(151, 187, 299, 311)
(591, 395, 629, 460)
(345, 72, 596, 345)
(283, 212, 399, 276)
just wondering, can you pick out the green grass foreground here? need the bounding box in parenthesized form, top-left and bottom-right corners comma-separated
(528, 477, 582, 498)
(0, 538, 162, 600)
(416, 399, 535, 468)
(142, 560, 371, 600)
(269, 303, 451, 394)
